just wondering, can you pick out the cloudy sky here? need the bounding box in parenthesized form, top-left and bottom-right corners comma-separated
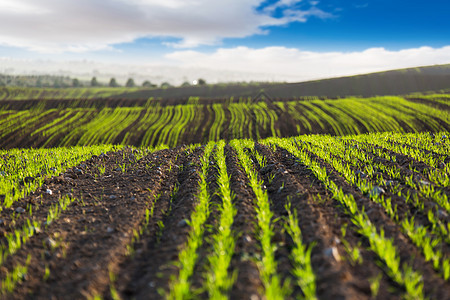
(1, 0, 450, 84)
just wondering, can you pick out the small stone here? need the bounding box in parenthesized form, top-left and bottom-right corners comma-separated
(356, 170, 367, 178)
(419, 180, 430, 186)
(74, 168, 83, 175)
(49, 167, 57, 172)
(177, 219, 188, 227)
(30, 226, 41, 234)
(148, 281, 156, 288)
(45, 189, 53, 195)
(250, 294, 259, 300)
(243, 235, 252, 243)
(44, 237, 57, 248)
(15, 207, 26, 213)
(107, 227, 115, 233)
(370, 186, 385, 197)
(324, 246, 341, 262)
(109, 195, 117, 200)
(114, 167, 122, 172)
(438, 210, 448, 218)
(385, 180, 395, 187)
(0, 219, 4, 225)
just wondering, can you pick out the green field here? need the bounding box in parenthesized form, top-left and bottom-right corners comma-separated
(0, 85, 449, 299)
(0, 131, 449, 299)
(0, 94, 448, 149)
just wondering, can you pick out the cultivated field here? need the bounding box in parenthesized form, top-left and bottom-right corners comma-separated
(0, 94, 449, 149)
(1, 85, 449, 299)
(0, 131, 449, 299)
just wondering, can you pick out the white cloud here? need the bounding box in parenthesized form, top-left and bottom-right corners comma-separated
(0, 57, 275, 85)
(0, 0, 49, 14)
(165, 45, 450, 81)
(0, 0, 329, 52)
(2, 46, 449, 84)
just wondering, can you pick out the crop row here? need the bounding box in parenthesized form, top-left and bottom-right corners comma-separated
(0, 131, 449, 299)
(0, 145, 121, 207)
(267, 137, 426, 299)
(292, 134, 450, 279)
(1, 95, 449, 149)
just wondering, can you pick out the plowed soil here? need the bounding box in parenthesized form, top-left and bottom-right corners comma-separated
(1, 143, 449, 299)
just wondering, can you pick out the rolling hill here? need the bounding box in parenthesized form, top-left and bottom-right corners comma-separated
(112, 64, 450, 100)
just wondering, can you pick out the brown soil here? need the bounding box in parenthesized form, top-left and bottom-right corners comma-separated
(2, 95, 449, 150)
(298, 144, 450, 300)
(405, 97, 450, 110)
(0, 143, 449, 299)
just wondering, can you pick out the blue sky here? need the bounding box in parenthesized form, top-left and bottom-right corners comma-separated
(0, 0, 449, 83)
(258, 0, 450, 50)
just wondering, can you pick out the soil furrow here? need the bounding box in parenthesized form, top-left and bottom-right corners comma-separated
(365, 140, 445, 169)
(0, 147, 182, 299)
(225, 145, 263, 299)
(0, 148, 120, 248)
(297, 145, 450, 299)
(187, 148, 225, 295)
(405, 97, 450, 111)
(384, 138, 448, 159)
(347, 139, 443, 176)
(346, 138, 450, 199)
(319, 141, 450, 243)
(256, 144, 391, 299)
(112, 146, 203, 300)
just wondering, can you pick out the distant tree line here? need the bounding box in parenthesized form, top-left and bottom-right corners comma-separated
(0, 74, 74, 88)
(0, 74, 207, 88)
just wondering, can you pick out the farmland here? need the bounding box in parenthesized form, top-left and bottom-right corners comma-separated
(3, 64, 450, 99)
(0, 129, 448, 299)
(0, 83, 450, 299)
(0, 94, 449, 149)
